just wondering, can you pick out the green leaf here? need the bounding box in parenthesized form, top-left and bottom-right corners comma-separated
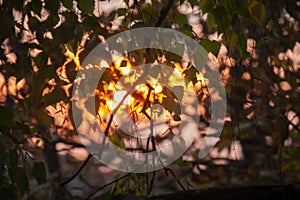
(28, 0, 43, 15)
(183, 66, 197, 83)
(222, 30, 238, 52)
(42, 86, 68, 105)
(232, 0, 252, 19)
(32, 162, 47, 184)
(109, 132, 125, 150)
(0, 187, 18, 200)
(200, 39, 221, 56)
(165, 44, 184, 63)
(33, 52, 48, 68)
(188, 0, 197, 8)
(142, 3, 154, 25)
(249, 0, 266, 25)
(61, 0, 73, 10)
(9, 149, 18, 167)
(11, 167, 29, 196)
(33, 109, 54, 127)
(211, 7, 231, 33)
(236, 32, 247, 55)
(78, 0, 95, 15)
(207, 12, 216, 30)
(173, 113, 181, 121)
(42, 14, 60, 29)
(174, 14, 188, 28)
(82, 15, 108, 36)
(117, 8, 126, 16)
(199, 0, 214, 14)
(44, 0, 60, 12)
(0, 108, 13, 132)
(28, 16, 41, 31)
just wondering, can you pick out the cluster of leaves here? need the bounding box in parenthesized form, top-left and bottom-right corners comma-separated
(198, 0, 300, 181)
(0, 0, 299, 199)
(0, 0, 108, 198)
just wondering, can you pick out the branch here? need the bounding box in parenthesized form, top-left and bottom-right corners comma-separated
(60, 154, 92, 186)
(54, 138, 86, 149)
(86, 173, 130, 199)
(154, 0, 175, 27)
(164, 167, 186, 191)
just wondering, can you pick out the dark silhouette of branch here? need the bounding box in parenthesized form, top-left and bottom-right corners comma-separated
(86, 173, 130, 199)
(60, 154, 92, 186)
(55, 138, 86, 149)
(164, 167, 186, 191)
(155, 0, 175, 27)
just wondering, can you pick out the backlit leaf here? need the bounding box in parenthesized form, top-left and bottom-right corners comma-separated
(78, 0, 95, 15)
(199, 0, 214, 14)
(249, 0, 266, 25)
(61, 0, 73, 10)
(200, 39, 221, 56)
(32, 162, 47, 184)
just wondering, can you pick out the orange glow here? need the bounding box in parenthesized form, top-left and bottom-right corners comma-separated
(68, 49, 196, 134)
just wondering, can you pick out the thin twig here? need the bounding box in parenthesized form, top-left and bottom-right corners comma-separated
(154, 0, 174, 27)
(164, 167, 186, 191)
(60, 154, 92, 186)
(86, 173, 130, 199)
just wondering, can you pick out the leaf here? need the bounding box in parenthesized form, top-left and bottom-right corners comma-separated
(236, 32, 247, 55)
(9, 149, 18, 167)
(28, 0, 43, 15)
(232, 0, 252, 19)
(162, 61, 175, 77)
(61, 0, 73, 10)
(222, 30, 238, 53)
(78, 0, 95, 15)
(211, 7, 231, 33)
(44, 0, 60, 12)
(199, 0, 214, 14)
(33, 109, 54, 127)
(117, 8, 126, 16)
(52, 22, 75, 43)
(249, 0, 266, 25)
(200, 39, 221, 56)
(165, 43, 184, 63)
(149, 65, 161, 78)
(162, 88, 177, 113)
(188, 0, 197, 8)
(42, 86, 68, 105)
(174, 14, 188, 29)
(173, 113, 181, 121)
(207, 12, 216, 30)
(142, 3, 154, 25)
(82, 15, 108, 36)
(183, 66, 197, 83)
(11, 167, 29, 196)
(28, 16, 41, 31)
(173, 86, 184, 100)
(109, 132, 125, 150)
(33, 52, 48, 68)
(0, 187, 18, 200)
(32, 162, 47, 184)
(42, 14, 60, 29)
(0, 107, 13, 132)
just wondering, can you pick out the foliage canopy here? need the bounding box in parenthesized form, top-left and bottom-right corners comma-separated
(0, 0, 299, 199)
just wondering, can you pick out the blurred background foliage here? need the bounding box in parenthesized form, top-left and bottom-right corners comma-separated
(0, 0, 299, 199)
